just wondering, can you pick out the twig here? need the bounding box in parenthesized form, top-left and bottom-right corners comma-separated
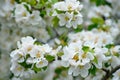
(102, 65, 120, 80)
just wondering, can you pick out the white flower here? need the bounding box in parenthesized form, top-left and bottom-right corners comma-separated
(71, 13, 83, 29)
(10, 50, 25, 63)
(14, 3, 31, 23)
(62, 41, 82, 66)
(85, 70, 105, 80)
(65, 0, 83, 12)
(93, 47, 109, 69)
(0, 0, 15, 18)
(41, 44, 52, 53)
(17, 36, 36, 53)
(112, 69, 120, 80)
(12, 77, 21, 80)
(28, 10, 46, 27)
(53, 0, 83, 12)
(53, 2, 66, 11)
(57, 12, 73, 28)
(68, 63, 91, 77)
(18, 36, 36, 45)
(10, 63, 24, 77)
(88, 5, 111, 18)
(97, 5, 112, 17)
(29, 45, 44, 59)
(111, 56, 120, 68)
(111, 46, 120, 56)
(36, 58, 48, 68)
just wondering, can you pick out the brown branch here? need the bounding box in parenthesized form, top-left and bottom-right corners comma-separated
(102, 65, 120, 80)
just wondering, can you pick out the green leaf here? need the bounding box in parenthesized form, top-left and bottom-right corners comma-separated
(105, 44, 114, 49)
(57, 52, 64, 57)
(34, 41, 42, 45)
(40, 10, 46, 17)
(32, 64, 47, 73)
(89, 64, 97, 75)
(42, 66, 48, 71)
(15, 0, 20, 3)
(59, 33, 68, 46)
(55, 67, 63, 74)
(96, 0, 105, 6)
(74, 25, 83, 32)
(99, 25, 110, 32)
(53, 67, 68, 80)
(51, 0, 58, 4)
(104, 62, 110, 67)
(52, 16, 59, 27)
(93, 56, 98, 64)
(23, 4, 31, 13)
(45, 55, 55, 62)
(56, 9, 66, 14)
(91, 17, 104, 25)
(20, 0, 37, 6)
(90, 0, 112, 7)
(55, 67, 68, 74)
(88, 23, 98, 30)
(82, 46, 90, 53)
(19, 61, 32, 69)
(32, 64, 42, 73)
(114, 53, 120, 57)
(89, 49, 95, 53)
(46, 26, 56, 37)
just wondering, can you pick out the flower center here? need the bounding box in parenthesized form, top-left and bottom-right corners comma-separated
(65, 16, 69, 21)
(10, 0, 15, 4)
(73, 54, 79, 61)
(81, 53, 87, 59)
(22, 12, 27, 17)
(68, 4, 72, 11)
(17, 67, 22, 71)
(39, 61, 43, 65)
(27, 46, 32, 52)
(36, 52, 41, 58)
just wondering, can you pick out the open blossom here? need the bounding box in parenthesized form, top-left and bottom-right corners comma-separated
(71, 13, 83, 28)
(112, 69, 120, 80)
(0, 0, 15, 18)
(93, 47, 110, 69)
(88, 5, 112, 18)
(10, 50, 25, 63)
(110, 45, 120, 68)
(28, 10, 46, 27)
(10, 63, 25, 77)
(53, 0, 83, 12)
(68, 63, 91, 77)
(57, 12, 73, 28)
(12, 77, 21, 80)
(85, 70, 105, 80)
(14, 3, 31, 23)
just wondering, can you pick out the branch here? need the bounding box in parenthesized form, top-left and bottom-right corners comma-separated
(102, 65, 120, 80)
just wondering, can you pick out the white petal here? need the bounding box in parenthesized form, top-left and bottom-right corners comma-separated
(68, 66, 75, 75)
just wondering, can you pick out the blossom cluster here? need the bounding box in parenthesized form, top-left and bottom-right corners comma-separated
(10, 36, 60, 79)
(53, 0, 83, 28)
(10, 31, 120, 80)
(61, 30, 120, 79)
